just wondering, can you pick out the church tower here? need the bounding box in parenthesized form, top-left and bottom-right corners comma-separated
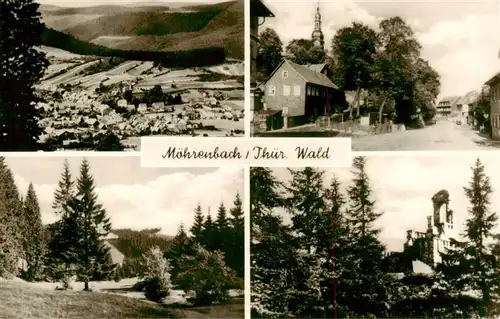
(311, 2, 324, 50)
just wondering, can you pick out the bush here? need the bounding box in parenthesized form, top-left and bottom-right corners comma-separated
(138, 247, 172, 303)
(177, 244, 236, 306)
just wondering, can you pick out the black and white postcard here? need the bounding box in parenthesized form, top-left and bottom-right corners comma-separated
(250, 0, 500, 151)
(0, 156, 244, 318)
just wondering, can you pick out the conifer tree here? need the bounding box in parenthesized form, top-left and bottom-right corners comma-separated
(343, 157, 389, 317)
(229, 193, 244, 277)
(0, 0, 49, 150)
(165, 223, 191, 281)
(437, 158, 500, 317)
(0, 157, 24, 277)
(22, 183, 45, 281)
(286, 167, 326, 254)
(47, 159, 75, 281)
(190, 203, 204, 244)
(215, 201, 229, 253)
(66, 159, 114, 290)
(52, 159, 74, 216)
(202, 209, 216, 250)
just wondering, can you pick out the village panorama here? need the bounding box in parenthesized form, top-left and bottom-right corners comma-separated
(2, 0, 244, 151)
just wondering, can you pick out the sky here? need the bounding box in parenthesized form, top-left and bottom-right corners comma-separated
(36, 0, 224, 7)
(261, 0, 500, 99)
(6, 156, 243, 236)
(270, 154, 500, 252)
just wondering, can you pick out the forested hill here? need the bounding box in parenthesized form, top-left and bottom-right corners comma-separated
(39, 0, 243, 60)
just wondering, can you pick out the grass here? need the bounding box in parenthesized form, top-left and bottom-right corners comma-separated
(0, 279, 243, 318)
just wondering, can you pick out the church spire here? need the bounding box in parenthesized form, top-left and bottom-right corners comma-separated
(311, 1, 324, 50)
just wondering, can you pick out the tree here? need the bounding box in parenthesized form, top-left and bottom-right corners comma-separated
(285, 167, 326, 254)
(190, 203, 204, 244)
(165, 223, 191, 281)
(123, 89, 133, 103)
(285, 39, 325, 65)
(331, 22, 378, 119)
(437, 158, 500, 317)
(413, 58, 440, 122)
(215, 201, 229, 253)
(377, 16, 422, 125)
(229, 193, 244, 277)
(66, 159, 115, 290)
(343, 157, 389, 317)
(140, 246, 172, 303)
(21, 183, 45, 281)
(52, 159, 74, 216)
(202, 210, 216, 251)
(257, 28, 283, 79)
(0, 157, 24, 277)
(177, 244, 236, 306)
(0, 0, 49, 150)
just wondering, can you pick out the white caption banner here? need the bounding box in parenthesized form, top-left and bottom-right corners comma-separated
(140, 137, 352, 167)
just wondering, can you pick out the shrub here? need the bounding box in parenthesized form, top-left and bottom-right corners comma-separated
(177, 244, 236, 306)
(139, 247, 172, 303)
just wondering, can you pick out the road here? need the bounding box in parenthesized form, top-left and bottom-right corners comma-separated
(351, 120, 500, 151)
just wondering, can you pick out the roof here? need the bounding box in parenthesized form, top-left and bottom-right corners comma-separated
(485, 70, 500, 86)
(260, 59, 339, 89)
(306, 63, 327, 73)
(457, 91, 479, 105)
(103, 240, 125, 265)
(412, 260, 434, 275)
(438, 96, 460, 105)
(250, 0, 274, 17)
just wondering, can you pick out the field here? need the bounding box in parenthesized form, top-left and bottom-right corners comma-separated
(0, 278, 244, 318)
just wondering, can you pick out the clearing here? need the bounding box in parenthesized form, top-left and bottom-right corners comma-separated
(0, 278, 244, 319)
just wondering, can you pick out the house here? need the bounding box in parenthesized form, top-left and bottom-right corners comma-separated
(436, 96, 460, 118)
(456, 90, 479, 125)
(257, 59, 347, 129)
(485, 71, 500, 140)
(250, 0, 274, 124)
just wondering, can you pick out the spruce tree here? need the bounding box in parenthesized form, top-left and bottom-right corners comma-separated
(344, 157, 389, 317)
(22, 183, 45, 281)
(165, 223, 191, 281)
(47, 159, 75, 281)
(229, 193, 244, 277)
(0, 157, 24, 277)
(438, 158, 500, 317)
(190, 203, 204, 244)
(66, 159, 114, 290)
(215, 201, 229, 253)
(286, 167, 326, 254)
(0, 0, 49, 150)
(202, 210, 216, 251)
(52, 159, 75, 216)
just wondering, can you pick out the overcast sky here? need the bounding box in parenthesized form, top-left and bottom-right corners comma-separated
(270, 154, 500, 252)
(262, 0, 500, 98)
(6, 156, 243, 236)
(36, 0, 224, 7)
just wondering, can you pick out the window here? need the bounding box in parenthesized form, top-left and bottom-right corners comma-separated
(293, 85, 301, 96)
(283, 85, 290, 96)
(282, 71, 289, 79)
(307, 86, 311, 96)
(268, 85, 276, 96)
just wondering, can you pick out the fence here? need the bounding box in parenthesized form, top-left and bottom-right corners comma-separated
(316, 115, 391, 135)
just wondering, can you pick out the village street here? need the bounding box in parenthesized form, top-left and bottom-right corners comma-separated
(351, 119, 500, 151)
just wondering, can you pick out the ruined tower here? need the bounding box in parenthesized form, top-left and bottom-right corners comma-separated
(405, 190, 457, 266)
(311, 2, 324, 50)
